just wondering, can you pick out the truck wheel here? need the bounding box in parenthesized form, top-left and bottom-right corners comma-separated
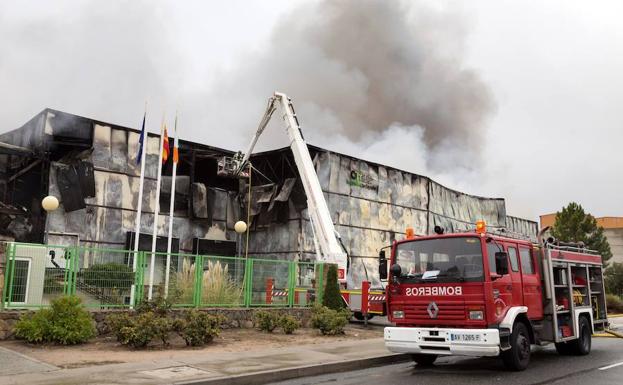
(502, 322, 531, 371)
(569, 316, 591, 355)
(353, 312, 375, 321)
(555, 342, 572, 355)
(412, 354, 437, 366)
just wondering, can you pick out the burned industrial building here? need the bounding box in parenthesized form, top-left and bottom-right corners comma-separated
(0, 109, 537, 287)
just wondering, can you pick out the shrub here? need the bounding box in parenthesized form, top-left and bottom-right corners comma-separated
(151, 314, 174, 346)
(279, 315, 301, 335)
(606, 294, 623, 314)
(108, 307, 175, 348)
(80, 263, 134, 290)
(322, 264, 345, 311)
(106, 313, 134, 342)
(175, 310, 222, 346)
(311, 305, 351, 335)
(117, 312, 157, 348)
(14, 309, 51, 343)
(255, 310, 279, 332)
(135, 295, 173, 316)
(15, 296, 95, 344)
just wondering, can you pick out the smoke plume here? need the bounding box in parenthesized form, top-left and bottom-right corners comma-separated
(202, 0, 495, 174)
(0, 0, 494, 177)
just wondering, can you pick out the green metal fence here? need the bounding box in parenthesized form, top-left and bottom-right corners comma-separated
(1, 242, 325, 310)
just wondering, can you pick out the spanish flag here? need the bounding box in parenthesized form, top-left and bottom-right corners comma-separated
(172, 115, 179, 164)
(162, 126, 170, 164)
(172, 140, 179, 164)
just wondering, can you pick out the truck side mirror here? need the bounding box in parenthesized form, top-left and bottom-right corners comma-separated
(495, 251, 509, 276)
(379, 250, 388, 280)
(390, 264, 402, 278)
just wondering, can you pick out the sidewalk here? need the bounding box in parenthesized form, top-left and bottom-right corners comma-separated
(0, 338, 408, 385)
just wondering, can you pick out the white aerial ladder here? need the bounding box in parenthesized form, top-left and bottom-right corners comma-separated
(218, 92, 349, 284)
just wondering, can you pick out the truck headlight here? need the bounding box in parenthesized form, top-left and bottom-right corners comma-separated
(392, 310, 405, 319)
(469, 310, 484, 320)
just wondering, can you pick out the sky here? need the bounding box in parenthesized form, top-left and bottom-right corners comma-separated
(0, 0, 621, 221)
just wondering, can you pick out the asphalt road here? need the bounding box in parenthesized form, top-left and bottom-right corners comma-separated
(270, 338, 623, 385)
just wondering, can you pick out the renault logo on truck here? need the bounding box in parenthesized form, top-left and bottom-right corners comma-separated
(405, 286, 463, 296)
(427, 301, 439, 318)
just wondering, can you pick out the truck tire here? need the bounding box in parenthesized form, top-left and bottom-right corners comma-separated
(412, 354, 437, 366)
(569, 316, 591, 356)
(353, 312, 375, 321)
(554, 342, 572, 355)
(501, 322, 531, 371)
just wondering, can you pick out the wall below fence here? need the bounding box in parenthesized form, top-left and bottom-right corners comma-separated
(0, 307, 313, 340)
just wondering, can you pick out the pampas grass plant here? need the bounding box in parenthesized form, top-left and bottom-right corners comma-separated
(173, 259, 243, 305)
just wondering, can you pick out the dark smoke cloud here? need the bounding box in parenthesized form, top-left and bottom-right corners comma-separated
(1, 0, 493, 176)
(203, 0, 494, 173)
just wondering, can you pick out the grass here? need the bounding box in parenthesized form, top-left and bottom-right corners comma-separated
(172, 259, 243, 305)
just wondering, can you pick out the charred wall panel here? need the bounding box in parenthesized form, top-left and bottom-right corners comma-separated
(246, 148, 535, 288)
(506, 215, 538, 241)
(428, 181, 506, 232)
(45, 123, 237, 251)
(0, 111, 46, 150)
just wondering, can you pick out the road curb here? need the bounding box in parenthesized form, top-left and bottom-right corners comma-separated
(593, 333, 616, 338)
(179, 353, 411, 385)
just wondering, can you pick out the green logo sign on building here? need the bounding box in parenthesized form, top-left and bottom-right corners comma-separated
(348, 170, 378, 190)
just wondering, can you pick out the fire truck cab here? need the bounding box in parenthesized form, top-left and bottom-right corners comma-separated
(381, 223, 608, 371)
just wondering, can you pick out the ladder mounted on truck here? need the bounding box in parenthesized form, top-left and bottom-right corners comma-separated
(216, 92, 349, 284)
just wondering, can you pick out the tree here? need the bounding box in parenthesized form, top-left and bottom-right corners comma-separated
(322, 264, 345, 310)
(551, 202, 613, 265)
(605, 262, 623, 296)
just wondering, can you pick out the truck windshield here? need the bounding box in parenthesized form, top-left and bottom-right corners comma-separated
(394, 237, 484, 283)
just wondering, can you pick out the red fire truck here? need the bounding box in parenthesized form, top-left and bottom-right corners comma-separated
(381, 222, 608, 371)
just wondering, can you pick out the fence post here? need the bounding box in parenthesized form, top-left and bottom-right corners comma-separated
(62, 247, 70, 296)
(71, 246, 79, 295)
(133, 251, 145, 307)
(3, 243, 15, 308)
(194, 255, 204, 308)
(288, 262, 296, 308)
(131, 251, 138, 307)
(316, 263, 324, 305)
(0, 244, 7, 309)
(244, 259, 253, 307)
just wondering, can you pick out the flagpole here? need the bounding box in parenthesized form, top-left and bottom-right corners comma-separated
(148, 115, 166, 300)
(164, 113, 178, 298)
(130, 106, 147, 308)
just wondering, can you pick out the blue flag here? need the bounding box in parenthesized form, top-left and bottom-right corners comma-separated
(136, 113, 146, 165)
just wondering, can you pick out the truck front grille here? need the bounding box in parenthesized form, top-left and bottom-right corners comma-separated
(404, 302, 465, 321)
